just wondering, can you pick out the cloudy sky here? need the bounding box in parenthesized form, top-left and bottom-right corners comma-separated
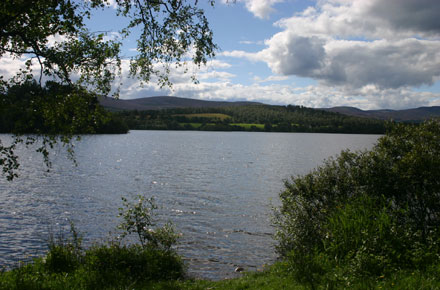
(3, 0, 440, 110)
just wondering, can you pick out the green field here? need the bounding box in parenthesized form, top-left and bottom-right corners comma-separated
(188, 123, 203, 128)
(231, 123, 265, 129)
(177, 122, 265, 130)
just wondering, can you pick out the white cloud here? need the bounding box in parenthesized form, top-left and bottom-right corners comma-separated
(100, 0, 440, 109)
(203, 59, 233, 69)
(0, 54, 27, 80)
(322, 38, 440, 89)
(241, 0, 285, 19)
(102, 31, 121, 42)
(259, 35, 326, 77)
(4, 50, 435, 110)
(366, 0, 440, 37)
(47, 34, 69, 47)
(220, 50, 261, 62)
(198, 71, 236, 80)
(109, 57, 237, 98)
(222, 0, 440, 96)
(239, 40, 265, 45)
(105, 0, 118, 9)
(166, 81, 439, 110)
(0, 53, 53, 83)
(276, 0, 440, 40)
(111, 57, 439, 110)
(4, 0, 440, 110)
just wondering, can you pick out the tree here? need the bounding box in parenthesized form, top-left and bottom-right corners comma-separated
(0, 0, 217, 180)
(273, 120, 440, 285)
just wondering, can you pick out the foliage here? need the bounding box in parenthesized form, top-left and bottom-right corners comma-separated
(178, 262, 440, 290)
(0, 0, 216, 180)
(0, 80, 128, 180)
(2, 258, 439, 289)
(44, 221, 84, 274)
(1, 81, 104, 135)
(1, 0, 120, 94)
(0, 80, 128, 135)
(118, 194, 179, 251)
(114, 0, 217, 88)
(1, 0, 216, 93)
(273, 119, 440, 287)
(0, 197, 183, 289)
(0, 140, 19, 181)
(173, 113, 232, 121)
(0, 242, 183, 290)
(114, 104, 387, 134)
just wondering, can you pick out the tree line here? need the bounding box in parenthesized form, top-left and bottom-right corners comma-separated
(0, 80, 128, 135)
(115, 104, 387, 134)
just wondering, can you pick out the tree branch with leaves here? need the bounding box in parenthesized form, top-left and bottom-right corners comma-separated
(0, 0, 217, 180)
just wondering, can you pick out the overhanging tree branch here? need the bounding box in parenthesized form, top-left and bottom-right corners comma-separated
(0, 0, 217, 180)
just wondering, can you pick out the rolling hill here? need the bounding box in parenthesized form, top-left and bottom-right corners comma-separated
(99, 96, 440, 122)
(98, 96, 262, 111)
(323, 106, 440, 122)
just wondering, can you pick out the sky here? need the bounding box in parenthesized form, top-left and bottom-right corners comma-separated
(3, 0, 440, 110)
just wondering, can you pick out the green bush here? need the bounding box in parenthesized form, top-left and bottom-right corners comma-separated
(44, 221, 83, 273)
(274, 120, 440, 285)
(118, 195, 179, 251)
(84, 243, 183, 284)
(0, 196, 184, 289)
(324, 194, 406, 276)
(0, 244, 184, 290)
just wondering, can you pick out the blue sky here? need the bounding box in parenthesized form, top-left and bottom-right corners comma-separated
(2, 0, 440, 110)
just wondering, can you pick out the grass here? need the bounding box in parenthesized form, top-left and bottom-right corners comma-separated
(0, 244, 184, 290)
(178, 263, 440, 290)
(0, 261, 307, 290)
(2, 257, 439, 290)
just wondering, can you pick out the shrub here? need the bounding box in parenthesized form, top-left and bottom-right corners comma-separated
(274, 120, 440, 283)
(0, 196, 184, 290)
(44, 221, 83, 273)
(324, 194, 405, 276)
(118, 195, 179, 251)
(82, 243, 184, 288)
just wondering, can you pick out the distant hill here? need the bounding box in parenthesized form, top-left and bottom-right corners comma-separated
(322, 106, 440, 122)
(98, 96, 262, 111)
(112, 101, 387, 134)
(99, 96, 440, 123)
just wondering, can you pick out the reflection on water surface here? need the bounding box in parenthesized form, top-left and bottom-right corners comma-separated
(0, 131, 379, 280)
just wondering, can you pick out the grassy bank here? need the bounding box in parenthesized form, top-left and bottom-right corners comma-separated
(2, 253, 439, 290)
(0, 244, 183, 290)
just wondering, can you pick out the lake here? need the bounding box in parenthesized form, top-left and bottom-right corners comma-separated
(0, 131, 379, 280)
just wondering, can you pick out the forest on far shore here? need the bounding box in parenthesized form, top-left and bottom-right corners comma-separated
(0, 81, 388, 135)
(114, 104, 388, 134)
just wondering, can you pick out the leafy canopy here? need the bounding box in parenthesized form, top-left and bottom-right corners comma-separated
(0, 0, 217, 180)
(1, 0, 216, 92)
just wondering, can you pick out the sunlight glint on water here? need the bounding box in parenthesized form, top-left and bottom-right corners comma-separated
(0, 131, 379, 280)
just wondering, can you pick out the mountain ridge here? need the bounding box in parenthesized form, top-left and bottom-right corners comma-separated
(98, 96, 262, 111)
(322, 106, 440, 122)
(99, 96, 440, 122)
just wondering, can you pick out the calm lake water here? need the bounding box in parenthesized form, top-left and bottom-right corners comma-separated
(0, 131, 379, 280)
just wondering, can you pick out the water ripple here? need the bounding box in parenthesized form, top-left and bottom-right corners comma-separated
(0, 131, 379, 279)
